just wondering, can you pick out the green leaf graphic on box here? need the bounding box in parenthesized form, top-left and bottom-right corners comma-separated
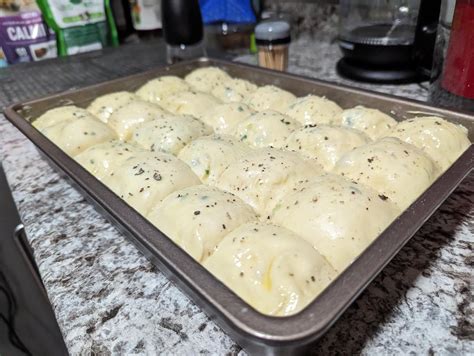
(37, 0, 118, 56)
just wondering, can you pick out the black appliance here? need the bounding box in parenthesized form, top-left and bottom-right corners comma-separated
(337, 0, 442, 83)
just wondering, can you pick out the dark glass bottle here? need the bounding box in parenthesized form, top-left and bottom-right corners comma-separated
(162, 0, 205, 63)
(110, 0, 136, 42)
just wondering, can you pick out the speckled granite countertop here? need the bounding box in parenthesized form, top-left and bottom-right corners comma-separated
(0, 35, 473, 355)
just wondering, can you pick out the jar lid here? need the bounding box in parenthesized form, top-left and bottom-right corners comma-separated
(255, 20, 291, 45)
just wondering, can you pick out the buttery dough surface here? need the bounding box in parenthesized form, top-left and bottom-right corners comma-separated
(200, 102, 254, 134)
(136, 76, 190, 105)
(130, 115, 212, 155)
(204, 222, 337, 316)
(285, 95, 343, 126)
(271, 174, 400, 272)
(75, 140, 145, 180)
(216, 148, 324, 217)
(387, 116, 471, 171)
(39, 116, 116, 156)
(178, 134, 251, 185)
(159, 91, 222, 119)
(107, 100, 170, 140)
(87, 91, 140, 123)
(211, 78, 258, 103)
(103, 151, 200, 215)
(184, 67, 232, 93)
(147, 185, 258, 262)
(245, 85, 296, 113)
(33, 105, 97, 130)
(340, 105, 397, 140)
(285, 125, 371, 170)
(333, 137, 440, 209)
(233, 110, 301, 149)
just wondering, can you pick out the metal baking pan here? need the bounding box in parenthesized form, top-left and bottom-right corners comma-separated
(4, 57, 473, 355)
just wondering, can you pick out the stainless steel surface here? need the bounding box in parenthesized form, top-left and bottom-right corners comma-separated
(3, 57, 473, 354)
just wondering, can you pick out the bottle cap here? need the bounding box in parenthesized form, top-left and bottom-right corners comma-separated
(255, 20, 291, 45)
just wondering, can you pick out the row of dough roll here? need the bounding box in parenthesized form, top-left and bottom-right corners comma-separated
(32, 66, 471, 317)
(34, 66, 470, 171)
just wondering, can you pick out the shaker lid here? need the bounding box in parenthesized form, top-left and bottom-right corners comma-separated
(255, 20, 291, 44)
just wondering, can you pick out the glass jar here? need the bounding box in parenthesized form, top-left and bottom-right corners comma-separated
(429, 0, 474, 112)
(337, 0, 422, 83)
(338, 0, 421, 49)
(255, 20, 291, 72)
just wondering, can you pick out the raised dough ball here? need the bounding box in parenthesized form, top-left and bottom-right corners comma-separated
(159, 91, 222, 119)
(75, 140, 145, 180)
(178, 134, 251, 185)
(184, 67, 231, 93)
(147, 185, 258, 262)
(285, 125, 371, 170)
(107, 100, 169, 140)
(204, 222, 337, 316)
(271, 174, 400, 272)
(103, 151, 200, 215)
(333, 137, 440, 210)
(233, 110, 301, 148)
(130, 115, 212, 155)
(340, 105, 397, 139)
(387, 116, 471, 171)
(216, 148, 324, 217)
(285, 95, 343, 126)
(33, 106, 96, 130)
(135, 76, 190, 104)
(87, 91, 139, 123)
(211, 78, 258, 103)
(40, 116, 116, 156)
(200, 102, 254, 134)
(245, 85, 296, 113)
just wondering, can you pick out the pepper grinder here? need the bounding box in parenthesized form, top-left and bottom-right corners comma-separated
(161, 0, 205, 63)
